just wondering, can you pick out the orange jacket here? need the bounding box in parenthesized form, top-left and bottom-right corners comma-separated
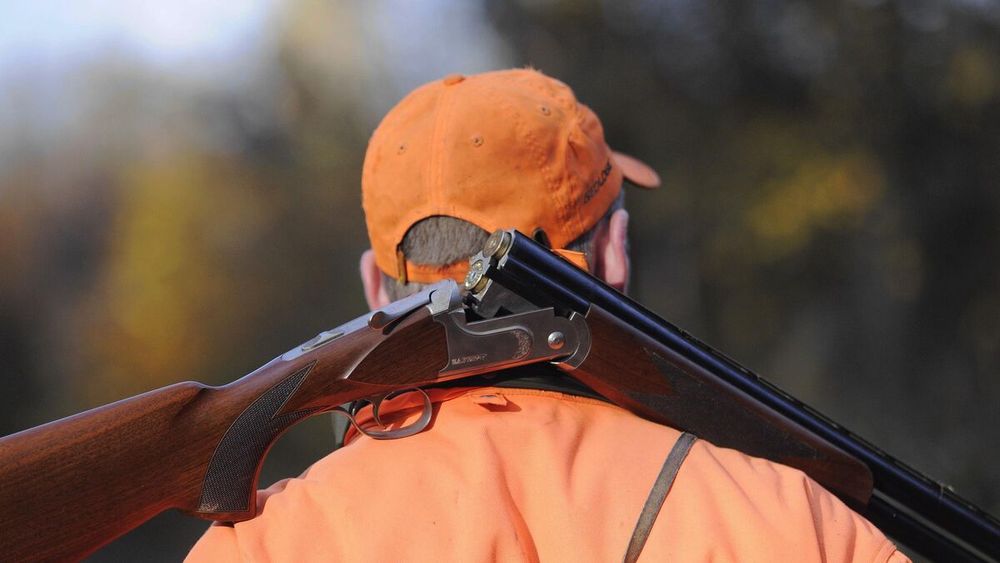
(188, 387, 908, 562)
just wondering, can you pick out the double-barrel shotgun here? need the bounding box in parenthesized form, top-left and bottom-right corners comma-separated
(0, 229, 997, 561)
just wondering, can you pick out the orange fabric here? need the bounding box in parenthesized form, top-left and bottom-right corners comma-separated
(399, 248, 589, 286)
(361, 68, 661, 284)
(188, 387, 907, 563)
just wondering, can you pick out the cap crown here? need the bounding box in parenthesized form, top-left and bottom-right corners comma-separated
(362, 68, 644, 283)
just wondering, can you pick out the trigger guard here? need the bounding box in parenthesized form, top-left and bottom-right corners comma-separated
(331, 388, 433, 441)
(371, 396, 385, 427)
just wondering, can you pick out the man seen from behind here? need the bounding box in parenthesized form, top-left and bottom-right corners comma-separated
(188, 68, 908, 563)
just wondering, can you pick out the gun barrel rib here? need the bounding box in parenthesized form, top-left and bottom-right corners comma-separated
(481, 229, 999, 562)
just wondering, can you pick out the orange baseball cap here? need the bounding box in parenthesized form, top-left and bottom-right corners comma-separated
(361, 68, 660, 284)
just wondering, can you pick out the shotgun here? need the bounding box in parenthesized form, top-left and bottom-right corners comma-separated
(0, 229, 996, 561)
(466, 229, 1000, 562)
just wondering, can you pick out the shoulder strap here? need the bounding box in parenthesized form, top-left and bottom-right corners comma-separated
(623, 432, 698, 563)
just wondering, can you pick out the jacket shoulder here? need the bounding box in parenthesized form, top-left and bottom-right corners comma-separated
(646, 437, 905, 562)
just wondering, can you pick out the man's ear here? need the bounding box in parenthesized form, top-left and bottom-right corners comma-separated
(595, 209, 630, 293)
(359, 249, 392, 310)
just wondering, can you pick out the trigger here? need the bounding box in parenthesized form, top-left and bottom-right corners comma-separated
(370, 388, 433, 440)
(331, 388, 433, 441)
(371, 395, 386, 427)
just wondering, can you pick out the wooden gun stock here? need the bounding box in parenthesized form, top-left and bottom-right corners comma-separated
(0, 290, 447, 561)
(3, 228, 999, 562)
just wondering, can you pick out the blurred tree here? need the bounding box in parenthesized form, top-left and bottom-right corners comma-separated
(487, 0, 1000, 515)
(1, 0, 998, 559)
(77, 155, 274, 402)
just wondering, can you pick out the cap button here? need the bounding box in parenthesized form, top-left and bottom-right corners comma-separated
(442, 74, 465, 86)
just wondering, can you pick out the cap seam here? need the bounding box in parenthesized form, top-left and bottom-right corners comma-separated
(516, 74, 593, 242)
(520, 69, 575, 113)
(499, 89, 572, 241)
(364, 69, 640, 282)
(428, 82, 455, 220)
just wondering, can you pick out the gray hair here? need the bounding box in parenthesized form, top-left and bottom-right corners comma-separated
(383, 191, 625, 301)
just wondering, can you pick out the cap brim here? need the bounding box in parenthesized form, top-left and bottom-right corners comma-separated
(612, 150, 660, 189)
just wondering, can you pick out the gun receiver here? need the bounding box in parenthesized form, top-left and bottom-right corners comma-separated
(0, 280, 581, 560)
(0, 229, 997, 561)
(464, 228, 1000, 563)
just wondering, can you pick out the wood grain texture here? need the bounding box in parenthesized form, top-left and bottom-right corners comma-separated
(0, 308, 449, 561)
(563, 305, 875, 512)
(0, 381, 223, 560)
(279, 311, 448, 415)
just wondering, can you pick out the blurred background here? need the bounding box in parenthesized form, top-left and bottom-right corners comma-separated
(0, 0, 998, 559)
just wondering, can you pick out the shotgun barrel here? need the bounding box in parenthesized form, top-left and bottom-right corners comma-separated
(473, 228, 1000, 562)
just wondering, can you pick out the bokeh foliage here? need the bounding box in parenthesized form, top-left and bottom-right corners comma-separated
(0, 0, 997, 559)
